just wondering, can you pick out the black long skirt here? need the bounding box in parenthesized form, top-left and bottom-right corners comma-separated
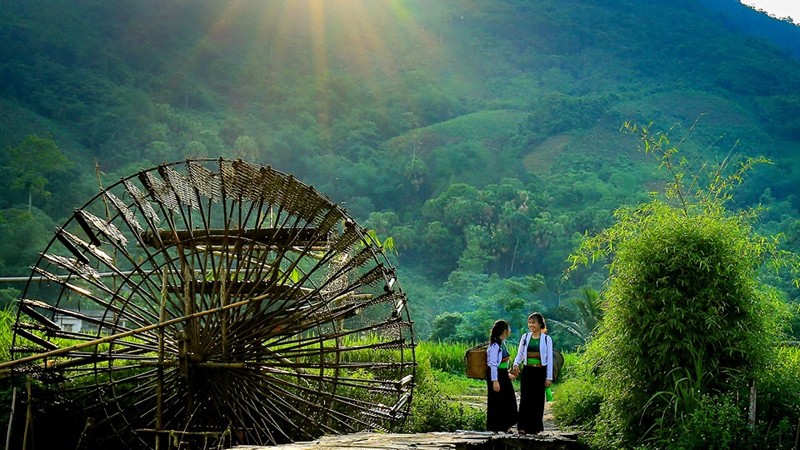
(518, 365, 546, 433)
(486, 368, 517, 432)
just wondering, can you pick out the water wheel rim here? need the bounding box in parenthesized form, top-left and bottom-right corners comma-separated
(8, 159, 415, 448)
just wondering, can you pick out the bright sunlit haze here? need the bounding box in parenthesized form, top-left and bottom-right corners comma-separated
(742, 0, 800, 21)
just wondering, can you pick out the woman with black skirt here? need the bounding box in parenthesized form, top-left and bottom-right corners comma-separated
(486, 320, 518, 433)
(511, 312, 553, 435)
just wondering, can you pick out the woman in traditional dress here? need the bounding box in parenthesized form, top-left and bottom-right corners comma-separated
(486, 319, 517, 433)
(511, 312, 553, 434)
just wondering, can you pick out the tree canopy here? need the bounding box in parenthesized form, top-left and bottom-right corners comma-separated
(1, 0, 800, 346)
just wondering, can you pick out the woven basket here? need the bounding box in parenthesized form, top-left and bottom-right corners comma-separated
(464, 342, 489, 379)
(552, 349, 564, 383)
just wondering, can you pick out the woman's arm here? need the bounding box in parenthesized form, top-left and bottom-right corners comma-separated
(487, 342, 501, 381)
(512, 333, 527, 369)
(544, 334, 554, 381)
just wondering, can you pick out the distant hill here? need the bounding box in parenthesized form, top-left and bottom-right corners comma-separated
(2, 0, 800, 319)
(700, 0, 800, 58)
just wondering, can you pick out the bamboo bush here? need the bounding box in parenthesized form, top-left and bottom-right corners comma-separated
(560, 122, 800, 449)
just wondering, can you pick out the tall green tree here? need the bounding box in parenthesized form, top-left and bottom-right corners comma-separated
(6, 135, 70, 212)
(549, 288, 603, 346)
(0, 208, 57, 275)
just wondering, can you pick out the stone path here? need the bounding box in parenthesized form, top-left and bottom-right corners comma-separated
(233, 402, 581, 450)
(234, 429, 586, 450)
(234, 387, 573, 449)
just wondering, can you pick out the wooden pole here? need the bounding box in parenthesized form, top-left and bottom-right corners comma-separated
(22, 379, 31, 450)
(4, 387, 16, 450)
(155, 269, 167, 450)
(0, 271, 138, 283)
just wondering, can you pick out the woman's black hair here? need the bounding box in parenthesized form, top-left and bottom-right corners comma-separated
(489, 320, 510, 345)
(527, 312, 546, 330)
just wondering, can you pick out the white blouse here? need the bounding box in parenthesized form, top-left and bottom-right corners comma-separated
(512, 332, 554, 381)
(486, 341, 507, 382)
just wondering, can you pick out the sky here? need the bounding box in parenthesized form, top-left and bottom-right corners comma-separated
(741, 0, 800, 21)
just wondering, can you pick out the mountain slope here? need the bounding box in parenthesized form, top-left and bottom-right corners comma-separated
(1, 0, 800, 327)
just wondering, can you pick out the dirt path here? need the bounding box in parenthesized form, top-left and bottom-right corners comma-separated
(543, 400, 556, 431)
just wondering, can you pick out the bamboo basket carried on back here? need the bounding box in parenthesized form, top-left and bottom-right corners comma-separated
(464, 342, 489, 379)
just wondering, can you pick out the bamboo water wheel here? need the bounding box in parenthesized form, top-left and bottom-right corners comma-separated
(3, 159, 415, 449)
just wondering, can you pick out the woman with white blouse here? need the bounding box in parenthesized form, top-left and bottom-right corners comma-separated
(511, 312, 553, 434)
(485, 319, 518, 432)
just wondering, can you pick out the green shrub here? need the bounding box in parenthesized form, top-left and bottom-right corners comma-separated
(667, 394, 752, 450)
(557, 351, 579, 382)
(405, 358, 485, 432)
(757, 346, 800, 447)
(551, 376, 602, 429)
(427, 369, 485, 398)
(564, 124, 798, 449)
(579, 202, 782, 448)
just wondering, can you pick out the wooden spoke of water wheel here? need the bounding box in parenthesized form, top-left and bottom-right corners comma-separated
(3, 159, 415, 449)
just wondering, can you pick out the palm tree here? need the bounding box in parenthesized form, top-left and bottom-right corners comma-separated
(550, 288, 604, 345)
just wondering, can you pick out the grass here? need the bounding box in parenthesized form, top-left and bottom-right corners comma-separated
(0, 306, 15, 363)
(416, 340, 471, 375)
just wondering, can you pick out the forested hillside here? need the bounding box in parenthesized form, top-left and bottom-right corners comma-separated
(2, 0, 800, 342)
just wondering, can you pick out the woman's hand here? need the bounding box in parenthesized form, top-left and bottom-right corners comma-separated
(509, 373, 516, 381)
(493, 380, 500, 392)
(544, 379, 552, 388)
